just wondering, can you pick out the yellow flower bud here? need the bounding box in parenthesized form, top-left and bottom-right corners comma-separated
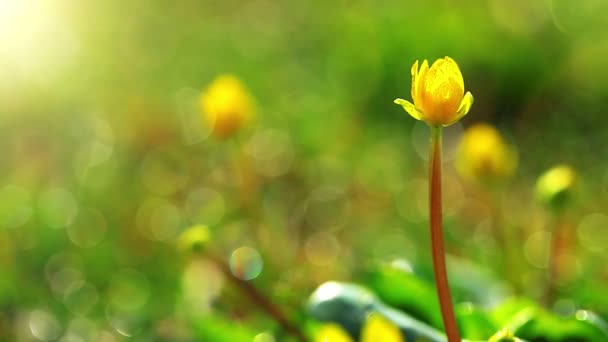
(315, 323, 354, 342)
(177, 224, 211, 254)
(456, 123, 517, 183)
(200, 75, 254, 139)
(360, 313, 403, 342)
(536, 164, 576, 211)
(395, 56, 474, 127)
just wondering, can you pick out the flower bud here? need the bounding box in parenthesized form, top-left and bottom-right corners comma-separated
(535, 164, 576, 212)
(200, 75, 254, 139)
(395, 57, 473, 127)
(177, 224, 211, 254)
(456, 123, 517, 184)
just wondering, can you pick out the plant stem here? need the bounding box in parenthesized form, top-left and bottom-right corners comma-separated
(207, 253, 309, 342)
(429, 126, 461, 342)
(544, 213, 563, 306)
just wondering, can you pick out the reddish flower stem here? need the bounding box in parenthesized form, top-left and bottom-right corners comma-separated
(429, 126, 461, 342)
(207, 253, 309, 342)
(544, 213, 564, 306)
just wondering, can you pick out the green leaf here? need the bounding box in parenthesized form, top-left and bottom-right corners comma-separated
(455, 303, 498, 340)
(307, 281, 445, 342)
(492, 298, 608, 342)
(363, 263, 443, 330)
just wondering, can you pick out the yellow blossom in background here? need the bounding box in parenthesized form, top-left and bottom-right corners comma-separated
(456, 123, 518, 183)
(535, 164, 577, 211)
(177, 224, 211, 254)
(360, 313, 403, 342)
(315, 323, 354, 342)
(200, 74, 254, 139)
(395, 56, 473, 127)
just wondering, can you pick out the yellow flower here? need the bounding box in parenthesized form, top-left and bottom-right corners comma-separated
(200, 75, 254, 139)
(456, 123, 517, 183)
(395, 57, 473, 126)
(177, 224, 211, 254)
(535, 164, 576, 211)
(314, 315, 403, 342)
(360, 313, 403, 342)
(315, 323, 354, 342)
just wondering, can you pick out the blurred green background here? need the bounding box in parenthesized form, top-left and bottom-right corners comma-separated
(1, 0, 608, 341)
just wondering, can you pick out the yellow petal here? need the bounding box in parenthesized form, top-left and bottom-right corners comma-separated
(426, 58, 463, 100)
(451, 91, 474, 124)
(456, 122, 516, 181)
(410, 60, 419, 77)
(394, 98, 424, 121)
(361, 314, 403, 342)
(413, 60, 429, 105)
(535, 164, 576, 210)
(441, 56, 464, 93)
(410, 60, 419, 100)
(315, 323, 354, 342)
(400, 57, 472, 126)
(200, 74, 254, 139)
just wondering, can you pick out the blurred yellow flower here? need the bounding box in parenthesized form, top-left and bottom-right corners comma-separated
(536, 164, 576, 211)
(315, 323, 353, 342)
(200, 75, 254, 139)
(395, 56, 473, 127)
(177, 224, 211, 254)
(456, 123, 517, 183)
(360, 314, 403, 342)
